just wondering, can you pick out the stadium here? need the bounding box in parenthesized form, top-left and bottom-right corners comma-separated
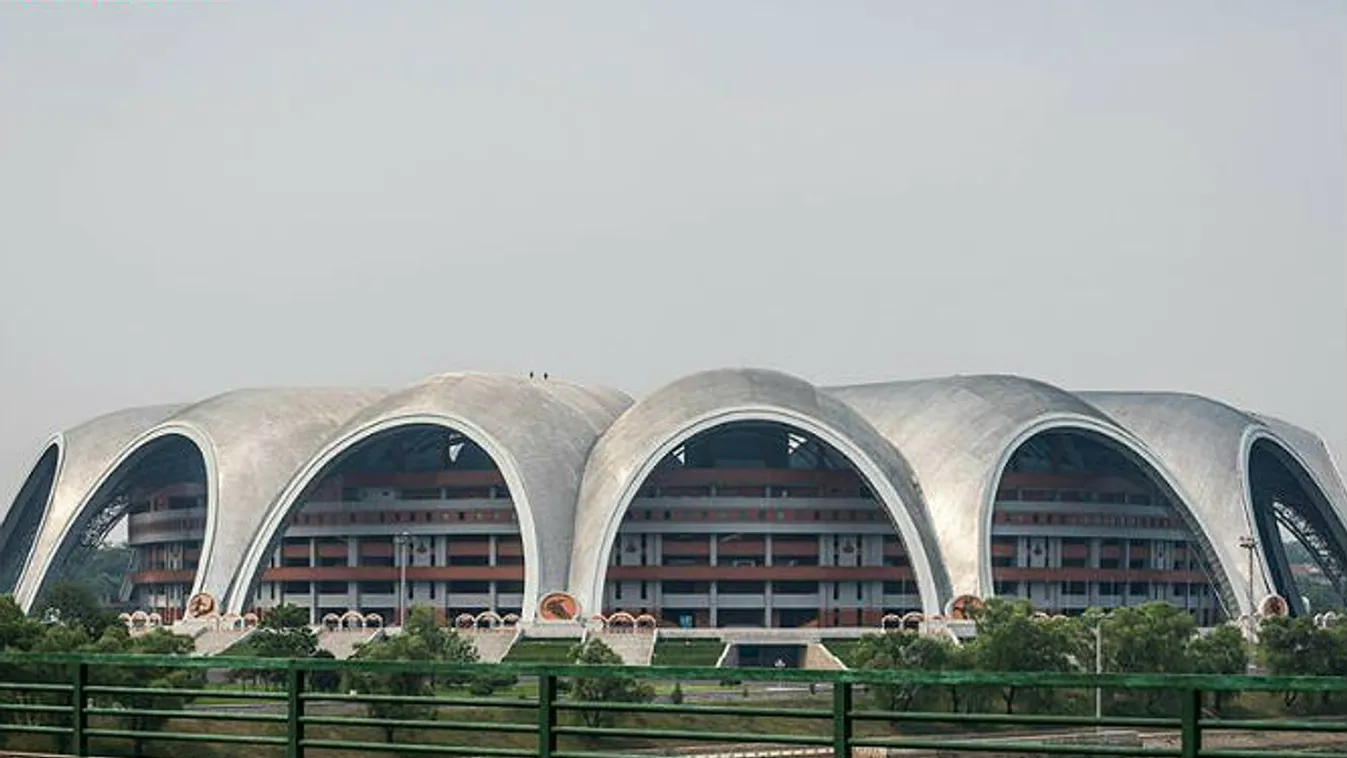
(2, 368, 1345, 660)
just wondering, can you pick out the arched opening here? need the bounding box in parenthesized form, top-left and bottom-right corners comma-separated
(35, 434, 206, 623)
(990, 429, 1228, 625)
(0, 445, 59, 594)
(246, 424, 525, 627)
(601, 421, 923, 629)
(1248, 438, 1347, 616)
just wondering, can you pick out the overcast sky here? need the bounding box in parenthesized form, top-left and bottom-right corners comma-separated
(1, 2, 1343, 501)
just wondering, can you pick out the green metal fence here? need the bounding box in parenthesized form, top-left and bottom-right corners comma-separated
(1, 653, 1347, 758)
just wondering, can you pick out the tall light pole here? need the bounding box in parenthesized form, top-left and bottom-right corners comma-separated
(1238, 536, 1258, 635)
(1094, 618, 1103, 724)
(396, 532, 411, 627)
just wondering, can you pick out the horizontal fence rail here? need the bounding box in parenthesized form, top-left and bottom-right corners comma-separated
(0, 653, 1346, 758)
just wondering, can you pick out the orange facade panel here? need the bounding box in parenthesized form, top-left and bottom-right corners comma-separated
(131, 570, 196, 585)
(771, 541, 821, 557)
(992, 568, 1211, 583)
(262, 566, 524, 582)
(607, 566, 914, 582)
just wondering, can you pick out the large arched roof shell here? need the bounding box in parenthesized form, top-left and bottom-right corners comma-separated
(829, 375, 1237, 610)
(15, 388, 385, 611)
(226, 373, 632, 617)
(1083, 392, 1347, 614)
(5, 405, 183, 601)
(570, 368, 951, 617)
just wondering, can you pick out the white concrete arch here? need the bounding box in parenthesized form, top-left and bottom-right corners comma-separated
(985, 414, 1239, 613)
(226, 413, 539, 617)
(571, 368, 951, 619)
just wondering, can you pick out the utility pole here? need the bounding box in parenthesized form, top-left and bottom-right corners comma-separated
(397, 532, 411, 627)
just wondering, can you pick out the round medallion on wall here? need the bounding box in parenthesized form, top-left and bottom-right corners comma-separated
(538, 592, 580, 621)
(1259, 594, 1289, 618)
(947, 594, 985, 620)
(186, 592, 217, 619)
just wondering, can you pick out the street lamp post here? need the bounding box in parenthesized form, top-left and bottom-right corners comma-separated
(396, 532, 411, 627)
(1094, 620, 1103, 723)
(1238, 536, 1258, 637)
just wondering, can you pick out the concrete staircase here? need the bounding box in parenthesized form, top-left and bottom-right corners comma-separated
(802, 642, 847, 670)
(593, 631, 656, 666)
(467, 629, 520, 663)
(317, 628, 382, 660)
(192, 628, 254, 657)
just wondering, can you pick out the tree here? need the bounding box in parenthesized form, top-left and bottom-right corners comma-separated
(33, 582, 119, 638)
(970, 599, 1082, 714)
(86, 628, 201, 756)
(344, 606, 481, 742)
(260, 603, 310, 631)
(851, 630, 958, 713)
(1186, 625, 1248, 714)
(1100, 602, 1198, 714)
(347, 632, 438, 743)
(566, 637, 655, 728)
(1257, 616, 1347, 709)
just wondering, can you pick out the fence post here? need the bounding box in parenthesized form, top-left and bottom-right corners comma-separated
(833, 680, 852, 758)
(286, 665, 305, 758)
(70, 661, 88, 757)
(1181, 687, 1202, 758)
(539, 673, 557, 758)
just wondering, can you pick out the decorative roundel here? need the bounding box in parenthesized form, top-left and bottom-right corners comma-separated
(186, 592, 218, 618)
(538, 592, 579, 621)
(1259, 594, 1289, 618)
(946, 594, 984, 621)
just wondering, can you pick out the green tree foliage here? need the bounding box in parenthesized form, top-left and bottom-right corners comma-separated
(344, 606, 481, 742)
(566, 637, 656, 728)
(1258, 616, 1347, 709)
(85, 628, 201, 756)
(1100, 603, 1200, 714)
(972, 599, 1082, 714)
(852, 630, 960, 713)
(33, 581, 119, 638)
(1186, 625, 1249, 713)
(260, 602, 310, 631)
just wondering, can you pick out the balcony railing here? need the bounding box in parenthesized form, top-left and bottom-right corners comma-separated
(1, 653, 1346, 758)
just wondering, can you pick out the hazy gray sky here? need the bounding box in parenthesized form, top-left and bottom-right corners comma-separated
(1, 2, 1343, 499)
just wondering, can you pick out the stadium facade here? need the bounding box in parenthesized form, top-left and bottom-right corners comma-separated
(2, 369, 1345, 632)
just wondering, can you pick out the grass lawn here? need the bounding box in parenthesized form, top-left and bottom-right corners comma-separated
(501, 638, 574, 664)
(652, 639, 726, 667)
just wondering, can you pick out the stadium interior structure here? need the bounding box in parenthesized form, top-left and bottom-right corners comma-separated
(989, 430, 1225, 625)
(602, 421, 922, 628)
(3, 369, 1346, 648)
(250, 424, 526, 626)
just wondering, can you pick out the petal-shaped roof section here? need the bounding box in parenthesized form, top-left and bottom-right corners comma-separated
(12, 404, 184, 607)
(1084, 392, 1347, 615)
(226, 373, 631, 617)
(15, 389, 385, 611)
(571, 368, 951, 617)
(829, 375, 1235, 609)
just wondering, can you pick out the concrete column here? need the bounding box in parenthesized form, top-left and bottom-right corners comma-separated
(709, 582, 719, 627)
(709, 535, 718, 567)
(764, 534, 773, 567)
(489, 535, 497, 567)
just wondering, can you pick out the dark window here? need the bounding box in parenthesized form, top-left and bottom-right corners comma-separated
(317, 581, 347, 594)
(282, 581, 310, 594)
(1130, 582, 1149, 596)
(360, 582, 395, 594)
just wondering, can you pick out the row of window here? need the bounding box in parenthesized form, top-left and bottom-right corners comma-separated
(290, 508, 519, 527)
(614, 579, 921, 598)
(994, 580, 1215, 597)
(266, 580, 524, 596)
(995, 512, 1176, 529)
(622, 508, 888, 524)
(996, 489, 1163, 506)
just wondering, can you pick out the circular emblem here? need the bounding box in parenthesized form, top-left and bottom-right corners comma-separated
(947, 594, 984, 621)
(186, 592, 217, 618)
(1259, 594, 1289, 618)
(538, 592, 579, 621)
